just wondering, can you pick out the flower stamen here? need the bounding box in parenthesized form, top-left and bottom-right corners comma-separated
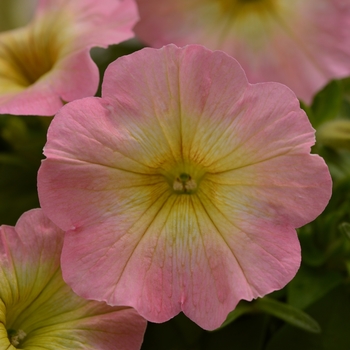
(7, 328, 26, 347)
(173, 173, 197, 194)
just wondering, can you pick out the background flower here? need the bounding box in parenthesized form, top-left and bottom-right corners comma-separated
(38, 45, 331, 330)
(134, 0, 350, 104)
(0, 208, 146, 349)
(0, 0, 138, 116)
(0, 0, 37, 32)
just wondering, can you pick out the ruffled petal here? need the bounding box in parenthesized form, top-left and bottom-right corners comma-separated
(38, 45, 331, 330)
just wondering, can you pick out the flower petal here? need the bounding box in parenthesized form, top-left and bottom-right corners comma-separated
(0, 0, 138, 115)
(38, 45, 331, 330)
(60, 194, 300, 330)
(135, 0, 350, 103)
(36, 0, 138, 50)
(0, 209, 146, 349)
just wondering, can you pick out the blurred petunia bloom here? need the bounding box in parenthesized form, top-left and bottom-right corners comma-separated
(0, 0, 37, 32)
(134, 0, 350, 104)
(38, 45, 332, 330)
(0, 209, 147, 349)
(0, 0, 138, 116)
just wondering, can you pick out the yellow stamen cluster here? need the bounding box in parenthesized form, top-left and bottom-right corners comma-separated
(8, 328, 26, 347)
(163, 162, 206, 195)
(173, 173, 198, 194)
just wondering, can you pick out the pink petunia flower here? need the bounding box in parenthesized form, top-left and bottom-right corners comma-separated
(0, 0, 138, 116)
(134, 0, 350, 104)
(0, 209, 147, 349)
(38, 45, 332, 330)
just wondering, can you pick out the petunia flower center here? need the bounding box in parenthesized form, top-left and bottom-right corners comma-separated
(217, 0, 277, 14)
(0, 30, 58, 89)
(7, 328, 27, 347)
(173, 173, 197, 194)
(164, 163, 206, 195)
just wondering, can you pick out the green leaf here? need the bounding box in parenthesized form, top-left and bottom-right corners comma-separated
(266, 286, 350, 350)
(255, 297, 321, 333)
(287, 265, 343, 309)
(213, 301, 252, 331)
(316, 119, 350, 150)
(310, 80, 342, 128)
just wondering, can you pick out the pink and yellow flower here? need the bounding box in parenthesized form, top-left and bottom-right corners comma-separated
(38, 45, 332, 330)
(0, 209, 146, 349)
(0, 0, 138, 116)
(134, 0, 350, 104)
